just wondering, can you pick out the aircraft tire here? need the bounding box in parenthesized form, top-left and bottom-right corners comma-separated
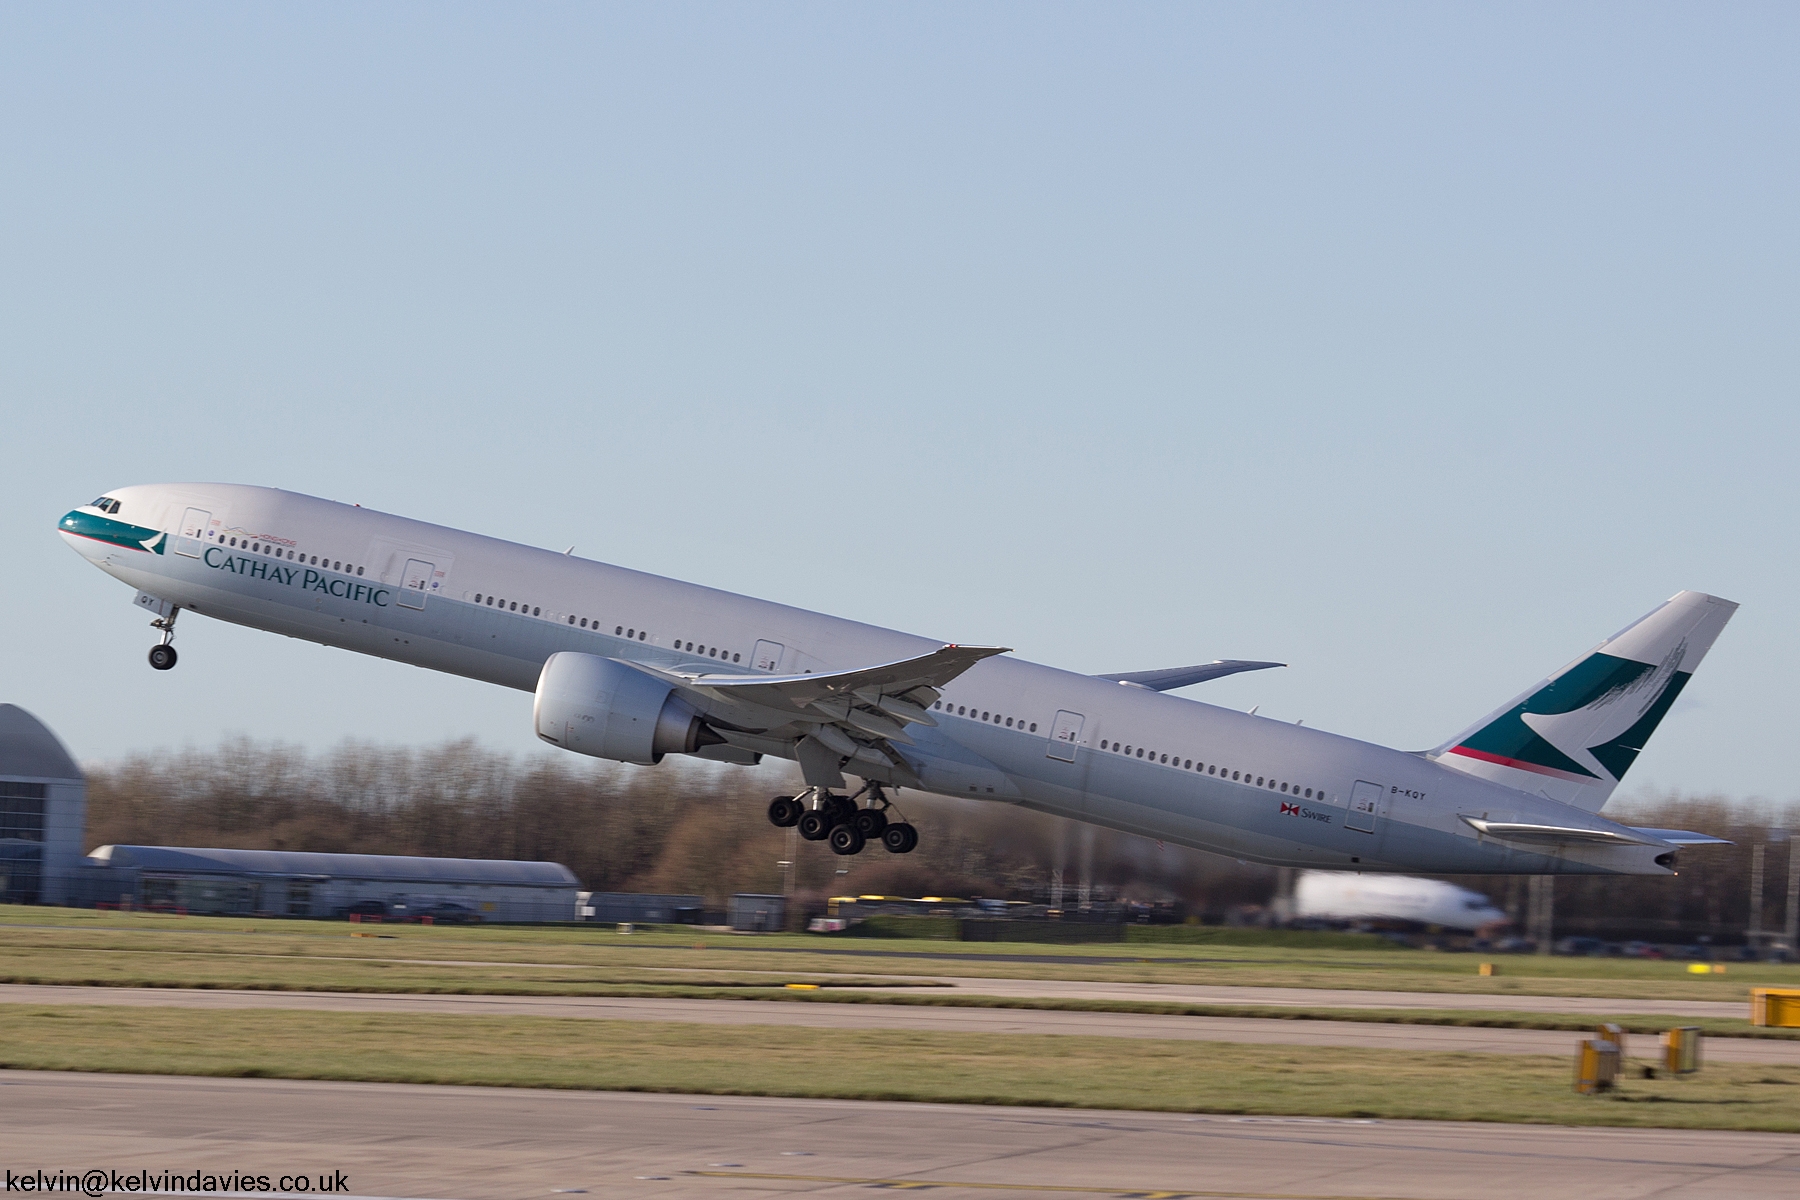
(828, 823, 865, 856)
(881, 823, 918, 854)
(852, 808, 888, 838)
(797, 811, 833, 841)
(767, 796, 802, 828)
(148, 645, 178, 671)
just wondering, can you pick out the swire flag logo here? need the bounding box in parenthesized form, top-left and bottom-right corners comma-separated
(1280, 802, 1300, 816)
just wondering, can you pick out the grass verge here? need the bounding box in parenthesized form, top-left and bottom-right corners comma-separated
(6, 907, 1797, 1003)
(1, 1004, 1795, 1131)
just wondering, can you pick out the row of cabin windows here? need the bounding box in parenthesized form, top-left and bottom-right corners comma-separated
(676, 640, 741, 664)
(930, 701, 1038, 734)
(1097, 739, 1323, 800)
(475, 593, 543, 617)
(470, 597, 660, 645)
(230, 536, 360, 575)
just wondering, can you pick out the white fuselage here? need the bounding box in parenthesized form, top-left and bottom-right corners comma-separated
(61, 484, 1682, 876)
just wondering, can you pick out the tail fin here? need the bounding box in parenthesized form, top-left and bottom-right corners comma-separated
(1431, 591, 1737, 812)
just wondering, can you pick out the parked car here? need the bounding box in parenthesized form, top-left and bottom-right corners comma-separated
(1555, 936, 1607, 957)
(1621, 941, 1664, 959)
(418, 901, 479, 925)
(345, 900, 388, 919)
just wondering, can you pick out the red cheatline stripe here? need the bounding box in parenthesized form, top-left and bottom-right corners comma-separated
(1444, 744, 1592, 782)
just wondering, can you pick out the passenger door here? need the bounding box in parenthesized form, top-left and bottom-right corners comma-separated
(1346, 780, 1385, 833)
(1046, 710, 1084, 762)
(397, 559, 435, 610)
(173, 508, 211, 558)
(751, 640, 785, 673)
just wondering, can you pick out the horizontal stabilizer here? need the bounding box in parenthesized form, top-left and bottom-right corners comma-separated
(1099, 660, 1285, 691)
(1624, 826, 1732, 847)
(1458, 816, 1659, 846)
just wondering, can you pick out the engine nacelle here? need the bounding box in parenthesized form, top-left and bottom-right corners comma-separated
(534, 652, 716, 765)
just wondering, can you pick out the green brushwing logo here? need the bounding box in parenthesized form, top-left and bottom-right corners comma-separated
(1449, 651, 1690, 782)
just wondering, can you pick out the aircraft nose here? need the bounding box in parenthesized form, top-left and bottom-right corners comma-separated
(58, 504, 166, 559)
(58, 509, 111, 562)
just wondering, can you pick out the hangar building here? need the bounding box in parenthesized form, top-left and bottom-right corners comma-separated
(0, 705, 87, 906)
(80, 845, 580, 922)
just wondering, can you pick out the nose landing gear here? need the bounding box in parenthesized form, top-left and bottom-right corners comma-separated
(148, 607, 180, 671)
(766, 782, 917, 855)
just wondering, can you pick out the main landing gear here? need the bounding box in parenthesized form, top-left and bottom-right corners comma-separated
(766, 782, 917, 856)
(148, 607, 180, 671)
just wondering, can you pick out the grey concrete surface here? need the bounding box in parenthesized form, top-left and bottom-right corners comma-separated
(1, 1072, 1796, 1199)
(2, 983, 1795, 1064)
(328, 956, 1758, 1019)
(863, 976, 1752, 1019)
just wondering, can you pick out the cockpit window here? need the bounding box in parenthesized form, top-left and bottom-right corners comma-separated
(89, 497, 121, 514)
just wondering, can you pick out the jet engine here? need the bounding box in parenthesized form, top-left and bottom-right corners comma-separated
(534, 652, 721, 765)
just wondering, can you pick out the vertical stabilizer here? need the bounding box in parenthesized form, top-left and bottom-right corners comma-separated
(1430, 591, 1736, 812)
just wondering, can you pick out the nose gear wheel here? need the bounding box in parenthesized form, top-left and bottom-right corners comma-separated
(147, 606, 180, 671)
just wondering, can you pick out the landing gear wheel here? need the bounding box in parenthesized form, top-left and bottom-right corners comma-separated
(797, 810, 834, 841)
(828, 823, 866, 856)
(148, 644, 178, 671)
(767, 796, 802, 828)
(852, 808, 888, 838)
(881, 823, 918, 854)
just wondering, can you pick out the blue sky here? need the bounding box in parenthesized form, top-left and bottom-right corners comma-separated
(3, 4, 1794, 805)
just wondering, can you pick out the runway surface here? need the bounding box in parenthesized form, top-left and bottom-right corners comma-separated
(854, 977, 1751, 1019)
(2, 983, 1793, 1063)
(2, 1071, 1795, 1199)
(314, 954, 1756, 1019)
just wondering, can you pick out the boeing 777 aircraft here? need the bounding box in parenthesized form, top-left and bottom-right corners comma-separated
(59, 484, 1734, 874)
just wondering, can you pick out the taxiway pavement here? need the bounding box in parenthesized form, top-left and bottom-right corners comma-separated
(1, 1071, 1794, 1199)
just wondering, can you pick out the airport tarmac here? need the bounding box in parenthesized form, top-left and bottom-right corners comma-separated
(293, 955, 1757, 1020)
(2, 984, 1793, 1063)
(1, 1071, 1795, 1199)
(851, 976, 1752, 1020)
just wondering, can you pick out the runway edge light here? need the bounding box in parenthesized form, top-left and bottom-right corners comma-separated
(1574, 1038, 1620, 1095)
(1661, 1027, 1702, 1074)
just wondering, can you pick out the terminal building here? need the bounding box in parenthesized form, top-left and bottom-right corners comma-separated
(0, 705, 88, 906)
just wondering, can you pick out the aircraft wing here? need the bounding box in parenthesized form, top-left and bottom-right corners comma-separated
(1098, 660, 1284, 691)
(657, 644, 1009, 753)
